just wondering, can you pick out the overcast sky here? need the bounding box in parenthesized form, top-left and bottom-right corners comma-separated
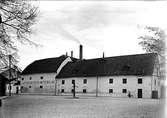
(17, 1, 167, 69)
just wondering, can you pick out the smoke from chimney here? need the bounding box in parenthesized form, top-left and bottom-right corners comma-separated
(79, 45, 83, 60)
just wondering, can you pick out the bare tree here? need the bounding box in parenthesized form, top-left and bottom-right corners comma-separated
(139, 26, 166, 57)
(139, 26, 166, 79)
(0, 0, 38, 69)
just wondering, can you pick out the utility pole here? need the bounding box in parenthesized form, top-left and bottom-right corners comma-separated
(96, 76, 98, 97)
(72, 81, 76, 98)
(16, 66, 19, 94)
(8, 55, 12, 96)
(55, 78, 57, 96)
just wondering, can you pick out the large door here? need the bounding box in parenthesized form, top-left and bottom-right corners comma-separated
(152, 91, 158, 99)
(0, 79, 6, 96)
(138, 89, 142, 98)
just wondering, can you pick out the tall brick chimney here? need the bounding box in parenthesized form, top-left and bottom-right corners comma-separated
(79, 45, 83, 60)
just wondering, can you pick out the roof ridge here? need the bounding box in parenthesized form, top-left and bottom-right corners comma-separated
(76, 52, 157, 62)
(34, 55, 67, 62)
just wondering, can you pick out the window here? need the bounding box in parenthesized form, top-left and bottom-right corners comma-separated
(72, 80, 75, 84)
(29, 86, 31, 88)
(40, 85, 43, 88)
(40, 76, 43, 79)
(109, 78, 113, 84)
(62, 80, 65, 85)
(83, 89, 87, 93)
(22, 78, 24, 80)
(71, 89, 74, 93)
(154, 80, 156, 86)
(83, 79, 87, 84)
(29, 77, 32, 80)
(61, 89, 64, 93)
(122, 89, 127, 93)
(138, 78, 142, 84)
(109, 89, 113, 93)
(122, 78, 127, 84)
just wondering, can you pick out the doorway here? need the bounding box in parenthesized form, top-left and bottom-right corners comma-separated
(138, 89, 142, 98)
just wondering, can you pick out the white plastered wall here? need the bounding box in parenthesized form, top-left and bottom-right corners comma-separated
(57, 75, 153, 98)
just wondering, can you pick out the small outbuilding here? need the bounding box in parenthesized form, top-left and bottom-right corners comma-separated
(0, 74, 7, 96)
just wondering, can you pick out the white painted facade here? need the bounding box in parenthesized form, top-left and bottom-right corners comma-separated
(20, 54, 161, 99)
(21, 57, 72, 95)
(56, 75, 161, 98)
(21, 73, 56, 94)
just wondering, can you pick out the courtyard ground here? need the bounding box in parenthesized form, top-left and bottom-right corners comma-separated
(0, 95, 165, 118)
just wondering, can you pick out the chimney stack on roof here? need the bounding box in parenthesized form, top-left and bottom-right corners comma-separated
(66, 52, 68, 56)
(103, 52, 105, 58)
(71, 51, 73, 58)
(79, 45, 83, 60)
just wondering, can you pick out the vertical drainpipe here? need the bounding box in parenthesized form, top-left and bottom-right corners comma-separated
(9, 55, 12, 96)
(96, 76, 98, 97)
(151, 76, 152, 98)
(55, 75, 57, 96)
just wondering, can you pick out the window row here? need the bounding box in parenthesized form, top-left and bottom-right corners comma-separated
(62, 79, 87, 85)
(60, 88, 130, 94)
(61, 78, 143, 85)
(109, 78, 142, 84)
(22, 76, 44, 81)
(22, 85, 43, 89)
(61, 89, 87, 93)
(108, 89, 128, 93)
(22, 81, 54, 84)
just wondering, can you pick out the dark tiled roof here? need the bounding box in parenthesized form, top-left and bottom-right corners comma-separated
(1, 68, 21, 78)
(21, 55, 68, 75)
(57, 53, 157, 78)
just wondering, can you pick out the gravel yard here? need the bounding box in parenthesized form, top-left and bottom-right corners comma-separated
(0, 95, 165, 118)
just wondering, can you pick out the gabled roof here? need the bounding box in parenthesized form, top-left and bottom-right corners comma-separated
(57, 53, 157, 78)
(0, 68, 21, 78)
(21, 55, 69, 75)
